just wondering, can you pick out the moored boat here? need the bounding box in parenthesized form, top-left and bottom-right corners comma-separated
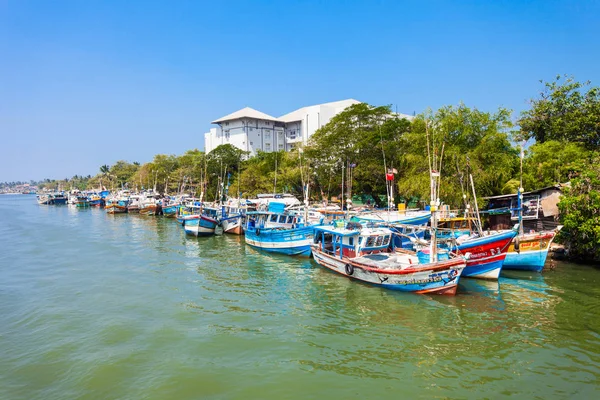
(450, 229, 518, 279)
(244, 202, 313, 255)
(311, 223, 466, 294)
(183, 214, 219, 236)
(502, 230, 559, 272)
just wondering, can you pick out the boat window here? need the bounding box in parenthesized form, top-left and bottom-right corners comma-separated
(375, 236, 383, 246)
(383, 235, 390, 246)
(279, 215, 287, 223)
(270, 214, 278, 222)
(358, 237, 363, 245)
(366, 236, 376, 247)
(349, 237, 354, 246)
(287, 216, 294, 223)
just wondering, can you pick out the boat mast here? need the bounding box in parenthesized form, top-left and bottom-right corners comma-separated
(426, 121, 439, 263)
(518, 143, 525, 236)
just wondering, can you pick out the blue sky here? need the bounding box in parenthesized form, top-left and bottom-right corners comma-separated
(1, 0, 599, 182)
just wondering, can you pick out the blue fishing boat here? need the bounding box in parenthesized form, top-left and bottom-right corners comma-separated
(183, 214, 219, 236)
(503, 230, 558, 272)
(75, 195, 90, 207)
(244, 202, 313, 256)
(311, 222, 466, 294)
(161, 201, 179, 218)
(449, 229, 517, 279)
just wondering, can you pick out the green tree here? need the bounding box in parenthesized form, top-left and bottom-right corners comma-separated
(306, 103, 410, 203)
(522, 140, 591, 190)
(558, 155, 600, 261)
(518, 75, 600, 149)
(397, 104, 517, 207)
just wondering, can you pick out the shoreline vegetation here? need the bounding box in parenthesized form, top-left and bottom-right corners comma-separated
(3, 76, 599, 262)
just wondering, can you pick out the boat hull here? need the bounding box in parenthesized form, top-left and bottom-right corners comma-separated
(106, 205, 127, 214)
(140, 205, 159, 216)
(162, 205, 178, 217)
(312, 249, 464, 294)
(244, 226, 313, 256)
(503, 232, 557, 272)
(455, 230, 517, 280)
(222, 215, 243, 235)
(184, 215, 218, 237)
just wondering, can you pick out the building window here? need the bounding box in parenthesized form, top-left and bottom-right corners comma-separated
(225, 130, 230, 139)
(265, 143, 271, 151)
(225, 122, 229, 126)
(278, 144, 284, 150)
(250, 142, 253, 145)
(265, 131, 271, 139)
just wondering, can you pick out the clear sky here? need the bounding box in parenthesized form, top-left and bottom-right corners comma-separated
(1, 0, 598, 182)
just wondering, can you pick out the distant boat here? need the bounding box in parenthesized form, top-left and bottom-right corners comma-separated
(105, 193, 129, 214)
(161, 197, 180, 218)
(127, 195, 141, 213)
(75, 195, 90, 208)
(89, 194, 105, 207)
(36, 192, 67, 205)
(36, 194, 52, 205)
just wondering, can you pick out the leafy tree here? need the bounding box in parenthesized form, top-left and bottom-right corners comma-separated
(397, 104, 517, 207)
(518, 75, 600, 149)
(522, 140, 591, 190)
(558, 154, 600, 261)
(109, 161, 139, 188)
(306, 103, 410, 203)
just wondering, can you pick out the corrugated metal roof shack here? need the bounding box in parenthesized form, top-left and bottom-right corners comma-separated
(482, 185, 567, 232)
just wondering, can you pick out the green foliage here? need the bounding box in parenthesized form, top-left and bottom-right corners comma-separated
(306, 103, 410, 201)
(518, 75, 600, 149)
(397, 104, 518, 207)
(558, 155, 600, 261)
(522, 140, 591, 190)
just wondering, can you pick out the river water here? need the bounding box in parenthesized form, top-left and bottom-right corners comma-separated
(1, 194, 599, 399)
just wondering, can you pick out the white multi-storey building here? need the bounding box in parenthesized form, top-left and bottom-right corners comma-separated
(204, 99, 412, 155)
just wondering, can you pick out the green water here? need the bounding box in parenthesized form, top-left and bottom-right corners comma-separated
(1, 195, 599, 399)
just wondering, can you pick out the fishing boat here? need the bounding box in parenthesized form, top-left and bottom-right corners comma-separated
(36, 193, 53, 205)
(183, 213, 219, 237)
(311, 222, 466, 294)
(161, 197, 179, 218)
(352, 210, 431, 249)
(503, 230, 559, 272)
(50, 192, 67, 205)
(244, 202, 313, 256)
(449, 229, 518, 279)
(75, 194, 90, 208)
(89, 193, 105, 207)
(139, 192, 161, 216)
(221, 213, 243, 234)
(105, 193, 129, 214)
(219, 199, 247, 235)
(127, 195, 141, 213)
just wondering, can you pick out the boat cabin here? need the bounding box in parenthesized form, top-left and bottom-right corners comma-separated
(246, 211, 304, 230)
(313, 224, 393, 259)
